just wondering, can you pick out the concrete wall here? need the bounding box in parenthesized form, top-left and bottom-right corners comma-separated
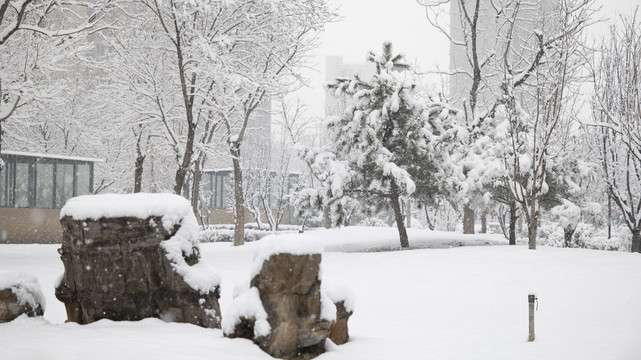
(201, 208, 298, 227)
(0, 207, 300, 244)
(0, 208, 62, 244)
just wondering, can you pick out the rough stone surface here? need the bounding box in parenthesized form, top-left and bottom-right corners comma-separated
(227, 253, 333, 359)
(55, 215, 221, 328)
(0, 288, 44, 323)
(329, 300, 353, 345)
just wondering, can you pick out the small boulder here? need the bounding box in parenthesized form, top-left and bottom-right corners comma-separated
(329, 300, 353, 345)
(224, 239, 335, 359)
(0, 272, 45, 323)
(324, 283, 355, 345)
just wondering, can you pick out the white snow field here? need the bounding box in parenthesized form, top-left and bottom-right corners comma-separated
(1, 226, 640, 360)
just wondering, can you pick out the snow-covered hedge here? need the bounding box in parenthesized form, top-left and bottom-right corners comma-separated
(537, 222, 631, 252)
(198, 224, 303, 243)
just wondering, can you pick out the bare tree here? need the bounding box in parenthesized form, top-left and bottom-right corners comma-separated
(418, 0, 596, 239)
(592, 10, 641, 252)
(0, 0, 111, 170)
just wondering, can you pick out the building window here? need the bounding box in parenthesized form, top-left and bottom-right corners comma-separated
(76, 164, 91, 196)
(0, 152, 98, 209)
(56, 163, 75, 208)
(0, 162, 13, 207)
(15, 163, 31, 208)
(200, 171, 232, 209)
(200, 172, 212, 208)
(36, 163, 54, 208)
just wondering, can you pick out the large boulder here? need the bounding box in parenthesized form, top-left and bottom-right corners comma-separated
(224, 240, 336, 359)
(0, 272, 45, 323)
(55, 193, 221, 328)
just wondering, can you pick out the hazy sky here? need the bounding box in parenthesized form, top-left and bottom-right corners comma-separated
(292, 0, 641, 121)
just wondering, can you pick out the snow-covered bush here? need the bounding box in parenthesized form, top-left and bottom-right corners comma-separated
(199, 225, 303, 243)
(356, 217, 389, 227)
(537, 222, 631, 251)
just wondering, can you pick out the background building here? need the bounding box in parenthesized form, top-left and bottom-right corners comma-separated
(0, 151, 101, 243)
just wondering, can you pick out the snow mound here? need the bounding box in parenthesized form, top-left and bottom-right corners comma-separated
(222, 287, 270, 338)
(0, 271, 46, 312)
(60, 193, 193, 233)
(160, 209, 221, 294)
(323, 281, 356, 314)
(320, 290, 337, 322)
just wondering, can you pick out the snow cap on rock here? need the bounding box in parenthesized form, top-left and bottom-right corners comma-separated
(250, 236, 323, 279)
(0, 271, 46, 312)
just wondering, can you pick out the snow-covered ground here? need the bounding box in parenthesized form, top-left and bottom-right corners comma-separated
(1, 227, 640, 360)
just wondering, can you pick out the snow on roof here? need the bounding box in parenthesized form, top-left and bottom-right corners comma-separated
(202, 168, 233, 173)
(60, 193, 221, 294)
(0, 271, 46, 312)
(1, 150, 104, 163)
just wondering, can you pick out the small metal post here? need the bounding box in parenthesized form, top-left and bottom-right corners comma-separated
(528, 294, 536, 342)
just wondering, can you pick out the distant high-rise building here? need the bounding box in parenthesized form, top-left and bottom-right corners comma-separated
(448, 0, 555, 112)
(325, 56, 375, 117)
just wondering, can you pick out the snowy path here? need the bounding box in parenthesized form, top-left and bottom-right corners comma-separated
(0, 229, 640, 360)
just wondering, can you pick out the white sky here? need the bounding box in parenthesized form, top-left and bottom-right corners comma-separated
(291, 0, 641, 122)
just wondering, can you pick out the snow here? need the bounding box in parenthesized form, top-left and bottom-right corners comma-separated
(550, 199, 581, 230)
(320, 290, 337, 322)
(0, 271, 46, 312)
(249, 235, 323, 281)
(323, 282, 356, 314)
(60, 193, 193, 233)
(1, 228, 641, 360)
(222, 287, 270, 338)
(1, 150, 104, 163)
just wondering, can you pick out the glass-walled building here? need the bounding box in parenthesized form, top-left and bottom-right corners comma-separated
(200, 169, 233, 210)
(0, 151, 101, 243)
(199, 168, 301, 225)
(1, 151, 95, 208)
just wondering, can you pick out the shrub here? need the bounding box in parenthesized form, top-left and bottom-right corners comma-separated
(198, 224, 303, 243)
(537, 222, 631, 251)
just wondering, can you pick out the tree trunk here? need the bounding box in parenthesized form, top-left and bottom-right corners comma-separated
(322, 206, 331, 229)
(463, 204, 475, 234)
(424, 205, 435, 230)
(632, 229, 641, 253)
(509, 201, 516, 246)
(191, 164, 203, 223)
(528, 214, 537, 250)
(564, 228, 575, 248)
(261, 195, 275, 231)
(406, 198, 412, 228)
(607, 193, 612, 239)
(299, 215, 308, 234)
(390, 180, 409, 248)
(133, 131, 145, 193)
(174, 120, 195, 195)
(133, 154, 145, 193)
(480, 211, 487, 233)
(231, 147, 244, 246)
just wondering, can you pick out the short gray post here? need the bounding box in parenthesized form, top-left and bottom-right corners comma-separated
(528, 294, 536, 342)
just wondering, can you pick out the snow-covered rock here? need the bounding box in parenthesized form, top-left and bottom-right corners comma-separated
(56, 193, 221, 328)
(323, 282, 355, 345)
(225, 238, 334, 359)
(0, 271, 45, 323)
